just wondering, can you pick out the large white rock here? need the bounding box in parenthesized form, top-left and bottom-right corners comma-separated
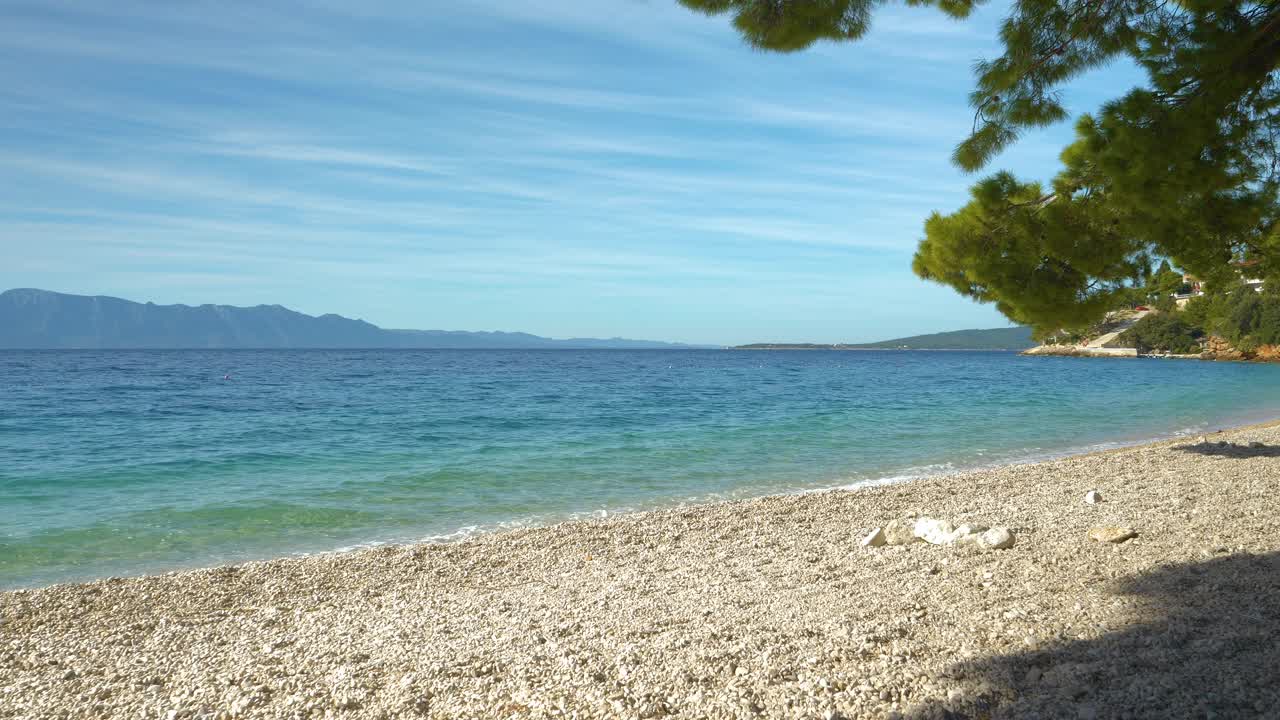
(873, 517, 1015, 550)
(1084, 490, 1103, 504)
(913, 517, 959, 545)
(882, 519, 919, 546)
(978, 527, 1016, 550)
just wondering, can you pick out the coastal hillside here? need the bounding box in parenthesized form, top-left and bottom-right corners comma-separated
(0, 289, 705, 350)
(1026, 279, 1280, 361)
(737, 326, 1034, 351)
(850, 326, 1034, 350)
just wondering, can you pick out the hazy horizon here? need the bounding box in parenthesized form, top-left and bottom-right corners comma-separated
(2, 1, 1142, 345)
(2, 287, 1033, 346)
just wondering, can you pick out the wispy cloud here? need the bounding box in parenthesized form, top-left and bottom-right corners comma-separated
(197, 136, 450, 176)
(0, 0, 1119, 342)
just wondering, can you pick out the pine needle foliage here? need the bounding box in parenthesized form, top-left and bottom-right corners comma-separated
(680, 0, 1280, 332)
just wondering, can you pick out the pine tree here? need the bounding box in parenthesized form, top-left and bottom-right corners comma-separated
(681, 0, 1280, 332)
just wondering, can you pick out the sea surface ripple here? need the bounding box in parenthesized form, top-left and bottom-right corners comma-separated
(4, 349, 1280, 588)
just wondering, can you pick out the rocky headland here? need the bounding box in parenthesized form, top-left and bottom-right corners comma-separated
(1025, 336, 1280, 362)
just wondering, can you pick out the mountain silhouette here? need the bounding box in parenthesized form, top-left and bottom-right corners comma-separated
(0, 289, 707, 349)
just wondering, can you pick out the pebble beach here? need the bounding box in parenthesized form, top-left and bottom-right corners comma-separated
(4, 423, 1280, 720)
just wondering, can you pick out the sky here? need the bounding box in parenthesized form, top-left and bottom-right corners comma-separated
(0, 1, 1147, 345)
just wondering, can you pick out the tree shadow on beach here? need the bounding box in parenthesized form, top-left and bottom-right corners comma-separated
(1172, 441, 1280, 459)
(901, 551, 1280, 720)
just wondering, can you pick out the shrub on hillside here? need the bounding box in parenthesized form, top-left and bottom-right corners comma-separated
(1118, 313, 1204, 354)
(1253, 299, 1280, 346)
(1186, 286, 1280, 350)
(1181, 295, 1212, 329)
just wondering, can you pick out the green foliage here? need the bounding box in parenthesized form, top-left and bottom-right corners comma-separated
(1180, 294, 1212, 329)
(678, 0, 979, 52)
(1148, 261, 1184, 302)
(1256, 298, 1280, 346)
(911, 172, 1144, 330)
(1168, 283, 1280, 351)
(681, 0, 1280, 333)
(1212, 286, 1280, 349)
(1118, 313, 1204, 354)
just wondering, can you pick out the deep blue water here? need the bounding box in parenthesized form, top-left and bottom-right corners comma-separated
(4, 349, 1280, 588)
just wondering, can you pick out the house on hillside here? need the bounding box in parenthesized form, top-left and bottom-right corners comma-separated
(1234, 259, 1265, 293)
(1175, 273, 1204, 307)
(1176, 261, 1265, 307)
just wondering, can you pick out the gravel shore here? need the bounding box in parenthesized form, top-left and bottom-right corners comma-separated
(4, 424, 1280, 719)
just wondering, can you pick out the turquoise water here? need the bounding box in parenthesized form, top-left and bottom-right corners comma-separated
(4, 349, 1280, 588)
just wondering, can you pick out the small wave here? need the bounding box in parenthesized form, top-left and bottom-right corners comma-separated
(321, 420, 1257, 553)
(322, 540, 393, 554)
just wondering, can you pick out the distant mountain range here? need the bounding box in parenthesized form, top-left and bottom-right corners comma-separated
(736, 326, 1035, 351)
(0, 289, 711, 349)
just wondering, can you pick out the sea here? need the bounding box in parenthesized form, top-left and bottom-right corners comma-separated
(4, 349, 1280, 589)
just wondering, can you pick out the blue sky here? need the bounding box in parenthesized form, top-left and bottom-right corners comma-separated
(1, 1, 1145, 345)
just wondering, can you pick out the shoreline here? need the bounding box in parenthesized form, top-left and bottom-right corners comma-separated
(5, 421, 1280, 718)
(1024, 345, 1280, 363)
(7, 414, 1271, 593)
(730, 348, 1026, 352)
